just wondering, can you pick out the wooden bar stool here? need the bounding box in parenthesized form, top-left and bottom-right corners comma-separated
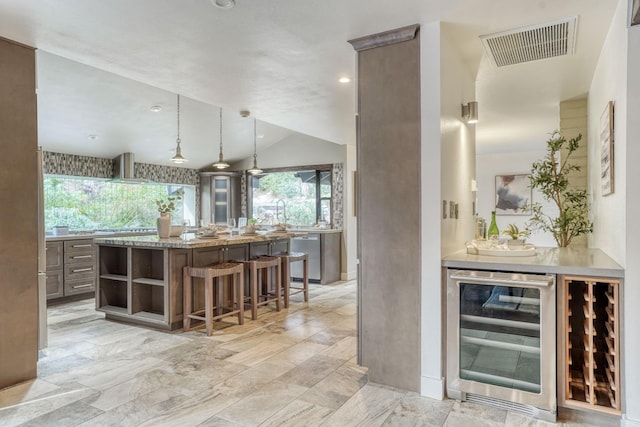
(242, 256, 281, 320)
(279, 252, 309, 308)
(183, 262, 244, 336)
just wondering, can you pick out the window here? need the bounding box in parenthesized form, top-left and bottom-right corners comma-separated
(43, 175, 196, 231)
(249, 166, 332, 226)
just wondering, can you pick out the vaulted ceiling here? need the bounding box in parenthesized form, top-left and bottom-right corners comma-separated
(0, 0, 618, 167)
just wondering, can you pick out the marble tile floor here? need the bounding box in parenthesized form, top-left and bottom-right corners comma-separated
(0, 280, 606, 427)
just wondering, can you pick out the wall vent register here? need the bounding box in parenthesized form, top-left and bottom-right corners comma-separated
(480, 16, 578, 67)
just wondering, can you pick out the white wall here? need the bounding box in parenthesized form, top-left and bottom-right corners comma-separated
(440, 29, 477, 257)
(624, 17, 640, 426)
(419, 22, 477, 399)
(588, 1, 640, 425)
(420, 21, 444, 399)
(587, 0, 628, 265)
(476, 151, 557, 247)
(230, 132, 346, 170)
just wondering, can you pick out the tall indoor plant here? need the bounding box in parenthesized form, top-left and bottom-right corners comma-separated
(527, 131, 593, 247)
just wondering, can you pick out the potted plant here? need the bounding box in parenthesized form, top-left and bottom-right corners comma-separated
(244, 218, 259, 234)
(527, 131, 593, 247)
(155, 193, 182, 238)
(502, 224, 530, 247)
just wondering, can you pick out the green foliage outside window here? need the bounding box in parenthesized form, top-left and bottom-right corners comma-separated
(44, 176, 190, 231)
(251, 169, 331, 225)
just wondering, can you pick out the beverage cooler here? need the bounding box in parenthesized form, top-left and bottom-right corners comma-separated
(446, 269, 556, 421)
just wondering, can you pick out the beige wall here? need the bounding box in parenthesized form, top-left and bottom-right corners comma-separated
(560, 98, 588, 248)
(355, 27, 422, 392)
(0, 37, 38, 389)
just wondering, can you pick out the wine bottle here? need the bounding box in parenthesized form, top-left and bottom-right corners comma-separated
(488, 211, 499, 239)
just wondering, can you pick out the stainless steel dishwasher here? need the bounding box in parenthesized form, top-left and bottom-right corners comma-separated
(290, 234, 321, 282)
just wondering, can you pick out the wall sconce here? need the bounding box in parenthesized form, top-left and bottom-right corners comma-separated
(461, 101, 479, 123)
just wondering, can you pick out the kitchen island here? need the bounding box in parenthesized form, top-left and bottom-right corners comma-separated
(443, 246, 624, 417)
(94, 232, 297, 330)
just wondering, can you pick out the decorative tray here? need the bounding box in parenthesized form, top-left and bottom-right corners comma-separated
(466, 240, 536, 257)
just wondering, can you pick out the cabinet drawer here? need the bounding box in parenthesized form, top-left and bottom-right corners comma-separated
(64, 239, 95, 254)
(65, 263, 96, 280)
(46, 241, 63, 270)
(65, 251, 96, 264)
(46, 269, 64, 299)
(64, 277, 96, 296)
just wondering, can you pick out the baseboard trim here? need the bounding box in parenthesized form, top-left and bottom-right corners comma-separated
(421, 375, 444, 400)
(622, 415, 640, 427)
(341, 270, 357, 281)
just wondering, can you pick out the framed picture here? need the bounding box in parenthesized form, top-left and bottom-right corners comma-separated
(495, 174, 531, 215)
(632, 0, 640, 26)
(600, 101, 614, 196)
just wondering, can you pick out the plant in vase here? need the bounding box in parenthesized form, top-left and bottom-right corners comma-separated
(244, 218, 259, 234)
(155, 193, 182, 238)
(502, 224, 530, 247)
(527, 131, 593, 247)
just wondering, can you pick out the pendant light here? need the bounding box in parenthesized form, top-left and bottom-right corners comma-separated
(171, 94, 188, 164)
(212, 108, 230, 169)
(247, 117, 263, 175)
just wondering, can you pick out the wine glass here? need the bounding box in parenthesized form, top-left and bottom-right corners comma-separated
(227, 218, 236, 232)
(182, 219, 190, 240)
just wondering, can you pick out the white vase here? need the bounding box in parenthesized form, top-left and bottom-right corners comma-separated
(157, 213, 171, 238)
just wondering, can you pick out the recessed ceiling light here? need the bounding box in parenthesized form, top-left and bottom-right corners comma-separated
(87, 134, 98, 140)
(338, 77, 351, 84)
(150, 106, 162, 112)
(211, 0, 235, 9)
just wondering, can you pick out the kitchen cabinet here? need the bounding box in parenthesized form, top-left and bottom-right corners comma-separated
(559, 275, 621, 415)
(45, 241, 63, 299)
(290, 231, 340, 284)
(200, 171, 241, 226)
(46, 238, 96, 301)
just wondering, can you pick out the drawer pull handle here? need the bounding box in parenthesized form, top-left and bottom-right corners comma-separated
(72, 244, 92, 248)
(72, 255, 93, 259)
(72, 268, 93, 273)
(73, 283, 93, 289)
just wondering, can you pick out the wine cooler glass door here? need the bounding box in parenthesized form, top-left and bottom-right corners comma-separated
(447, 270, 556, 415)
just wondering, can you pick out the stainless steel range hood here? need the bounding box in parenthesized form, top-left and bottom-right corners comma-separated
(112, 153, 150, 183)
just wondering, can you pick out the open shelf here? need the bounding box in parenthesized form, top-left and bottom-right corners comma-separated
(563, 276, 620, 414)
(99, 246, 128, 276)
(132, 278, 165, 286)
(131, 282, 165, 320)
(132, 248, 165, 281)
(98, 305, 128, 315)
(100, 273, 127, 282)
(98, 279, 128, 310)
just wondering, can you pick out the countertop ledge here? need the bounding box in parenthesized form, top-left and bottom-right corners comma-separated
(442, 247, 624, 279)
(94, 232, 304, 249)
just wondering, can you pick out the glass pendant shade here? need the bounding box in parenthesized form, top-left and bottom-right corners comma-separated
(171, 94, 188, 164)
(212, 108, 230, 169)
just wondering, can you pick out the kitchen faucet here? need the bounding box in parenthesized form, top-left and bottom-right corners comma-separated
(276, 199, 287, 224)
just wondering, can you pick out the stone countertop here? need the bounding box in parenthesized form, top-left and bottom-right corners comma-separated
(94, 231, 303, 249)
(46, 231, 156, 242)
(442, 246, 624, 278)
(287, 228, 342, 234)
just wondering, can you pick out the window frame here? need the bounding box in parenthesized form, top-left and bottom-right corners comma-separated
(247, 164, 333, 225)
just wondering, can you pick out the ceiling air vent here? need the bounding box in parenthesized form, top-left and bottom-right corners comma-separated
(480, 16, 578, 67)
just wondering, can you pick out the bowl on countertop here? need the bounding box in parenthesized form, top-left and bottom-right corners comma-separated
(169, 225, 184, 237)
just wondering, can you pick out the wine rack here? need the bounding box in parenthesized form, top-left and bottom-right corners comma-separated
(562, 276, 620, 415)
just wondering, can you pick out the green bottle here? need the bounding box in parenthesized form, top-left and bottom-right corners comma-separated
(488, 211, 499, 239)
